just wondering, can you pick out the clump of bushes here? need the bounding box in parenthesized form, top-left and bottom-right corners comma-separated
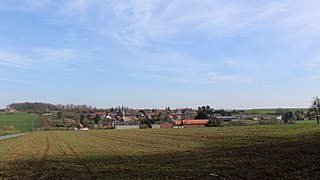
(139, 124, 149, 129)
(287, 119, 296, 124)
(2, 125, 15, 131)
(206, 119, 224, 127)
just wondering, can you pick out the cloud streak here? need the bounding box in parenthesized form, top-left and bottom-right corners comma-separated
(54, 0, 319, 48)
(4, 1, 320, 46)
(0, 51, 30, 68)
(0, 47, 77, 70)
(128, 51, 254, 84)
(57, 0, 91, 22)
(34, 48, 75, 62)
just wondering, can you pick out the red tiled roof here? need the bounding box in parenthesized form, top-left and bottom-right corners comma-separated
(175, 119, 209, 125)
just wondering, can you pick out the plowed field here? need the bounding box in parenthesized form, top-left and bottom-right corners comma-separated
(1, 125, 320, 179)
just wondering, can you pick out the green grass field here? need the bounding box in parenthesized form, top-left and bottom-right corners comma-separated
(0, 131, 17, 136)
(244, 108, 309, 115)
(244, 108, 276, 114)
(0, 112, 38, 132)
(295, 120, 319, 124)
(0, 124, 320, 179)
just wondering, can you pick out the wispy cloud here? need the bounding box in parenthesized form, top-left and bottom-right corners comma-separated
(277, 0, 320, 42)
(4, 0, 320, 47)
(79, 1, 320, 47)
(2, 0, 319, 108)
(34, 47, 75, 61)
(57, 0, 91, 22)
(0, 51, 30, 68)
(128, 50, 254, 84)
(0, 47, 77, 70)
(94, 0, 166, 46)
(0, 0, 319, 44)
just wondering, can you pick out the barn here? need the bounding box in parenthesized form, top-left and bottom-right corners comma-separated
(173, 119, 209, 128)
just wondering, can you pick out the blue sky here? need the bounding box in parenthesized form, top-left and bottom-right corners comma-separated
(1, 0, 320, 109)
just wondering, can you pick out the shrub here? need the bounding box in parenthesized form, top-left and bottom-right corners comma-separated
(139, 124, 149, 129)
(8, 125, 15, 131)
(2, 125, 15, 131)
(287, 119, 296, 124)
(206, 119, 223, 127)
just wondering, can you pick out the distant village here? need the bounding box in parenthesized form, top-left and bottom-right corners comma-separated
(1, 102, 314, 130)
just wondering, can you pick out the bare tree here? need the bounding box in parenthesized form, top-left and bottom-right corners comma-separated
(311, 97, 320, 124)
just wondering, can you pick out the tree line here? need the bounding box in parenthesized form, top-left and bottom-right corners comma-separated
(8, 102, 59, 113)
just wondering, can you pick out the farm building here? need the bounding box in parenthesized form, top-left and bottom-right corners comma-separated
(174, 119, 209, 125)
(174, 119, 209, 128)
(160, 122, 173, 128)
(151, 124, 160, 129)
(115, 125, 139, 130)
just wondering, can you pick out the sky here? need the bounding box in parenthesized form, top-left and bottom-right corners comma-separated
(1, 0, 320, 109)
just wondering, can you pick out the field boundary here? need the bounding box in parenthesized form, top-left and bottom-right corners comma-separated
(0, 133, 29, 141)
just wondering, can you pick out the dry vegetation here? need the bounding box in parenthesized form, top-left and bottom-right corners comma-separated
(0, 124, 320, 179)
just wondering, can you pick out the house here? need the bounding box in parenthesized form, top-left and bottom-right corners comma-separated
(5, 108, 17, 112)
(100, 119, 114, 127)
(253, 117, 260, 121)
(121, 116, 138, 122)
(276, 115, 282, 120)
(77, 124, 89, 130)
